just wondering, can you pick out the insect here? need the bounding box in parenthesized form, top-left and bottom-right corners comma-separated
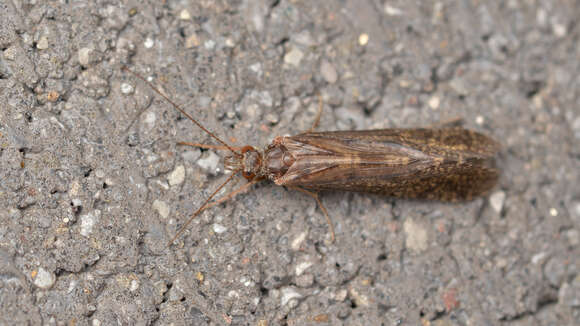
(122, 67, 500, 245)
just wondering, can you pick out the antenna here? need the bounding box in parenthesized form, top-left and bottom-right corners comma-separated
(121, 66, 241, 157)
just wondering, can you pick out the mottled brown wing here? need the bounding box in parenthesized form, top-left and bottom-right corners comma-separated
(275, 128, 499, 201)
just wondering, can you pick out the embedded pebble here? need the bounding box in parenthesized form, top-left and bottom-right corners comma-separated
(36, 36, 49, 50)
(144, 38, 154, 48)
(130, 279, 140, 292)
(265, 113, 279, 125)
(573, 201, 580, 218)
(80, 210, 101, 237)
(428, 96, 440, 109)
(333, 289, 348, 302)
(143, 112, 156, 129)
(280, 287, 302, 306)
(475, 115, 485, 125)
(185, 34, 200, 48)
(489, 191, 506, 213)
(120, 83, 134, 94)
(320, 60, 338, 84)
(531, 251, 547, 265)
(179, 9, 191, 20)
(152, 200, 170, 219)
(565, 229, 579, 247)
(225, 38, 235, 47)
(78, 48, 93, 66)
(168, 165, 186, 186)
(197, 151, 220, 175)
(358, 33, 369, 46)
(249, 62, 263, 76)
(552, 22, 567, 37)
(384, 5, 403, 16)
(204, 40, 215, 50)
(284, 48, 304, 67)
(349, 287, 370, 306)
(293, 30, 316, 46)
(212, 223, 228, 234)
(34, 267, 56, 289)
(291, 231, 308, 250)
(403, 219, 428, 253)
(295, 261, 313, 276)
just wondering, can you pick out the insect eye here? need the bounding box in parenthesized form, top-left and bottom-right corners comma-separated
(242, 171, 255, 180)
(282, 152, 295, 166)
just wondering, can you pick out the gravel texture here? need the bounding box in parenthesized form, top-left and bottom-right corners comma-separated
(1, 1, 579, 325)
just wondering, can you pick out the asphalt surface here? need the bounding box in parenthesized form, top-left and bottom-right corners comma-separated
(0, 1, 579, 325)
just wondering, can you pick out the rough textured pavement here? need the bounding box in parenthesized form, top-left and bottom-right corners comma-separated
(1, 1, 579, 325)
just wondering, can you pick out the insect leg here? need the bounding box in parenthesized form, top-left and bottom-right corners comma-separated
(168, 171, 238, 246)
(287, 186, 335, 243)
(307, 93, 324, 132)
(199, 178, 261, 212)
(177, 141, 243, 151)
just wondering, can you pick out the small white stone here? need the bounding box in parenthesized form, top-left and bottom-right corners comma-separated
(120, 83, 134, 94)
(295, 261, 313, 276)
(212, 223, 227, 234)
(531, 251, 547, 265)
(475, 115, 485, 125)
(536, 9, 547, 26)
(553, 23, 567, 37)
(143, 111, 156, 129)
(384, 5, 403, 16)
(95, 169, 105, 178)
(78, 48, 92, 66)
(349, 287, 370, 306)
(249, 62, 262, 76)
(152, 200, 170, 219)
(549, 207, 558, 217)
(225, 38, 235, 47)
(291, 231, 307, 250)
(320, 60, 338, 84)
(280, 287, 302, 306)
(144, 38, 155, 48)
(130, 279, 140, 292)
(197, 151, 220, 175)
(428, 96, 440, 109)
(403, 219, 428, 253)
(80, 210, 100, 237)
(333, 289, 348, 302)
(36, 36, 49, 50)
(204, 39, 216, 50)
(92, 319, 101, 326)
(34, 267, 56, 289)
(358, 33, 369, 46)
(284, 48, 304, 67)
(489, 191, 506, 213)
(168, 165, 186, 186)
(179, 9, 191, 20)
(185, 34, 200, 48)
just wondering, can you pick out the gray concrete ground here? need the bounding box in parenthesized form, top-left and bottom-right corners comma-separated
(1, 0, 579, 325)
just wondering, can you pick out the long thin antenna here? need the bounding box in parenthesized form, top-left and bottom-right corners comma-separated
(167, 171, 238, 246)
(121, 66, 241, 157)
